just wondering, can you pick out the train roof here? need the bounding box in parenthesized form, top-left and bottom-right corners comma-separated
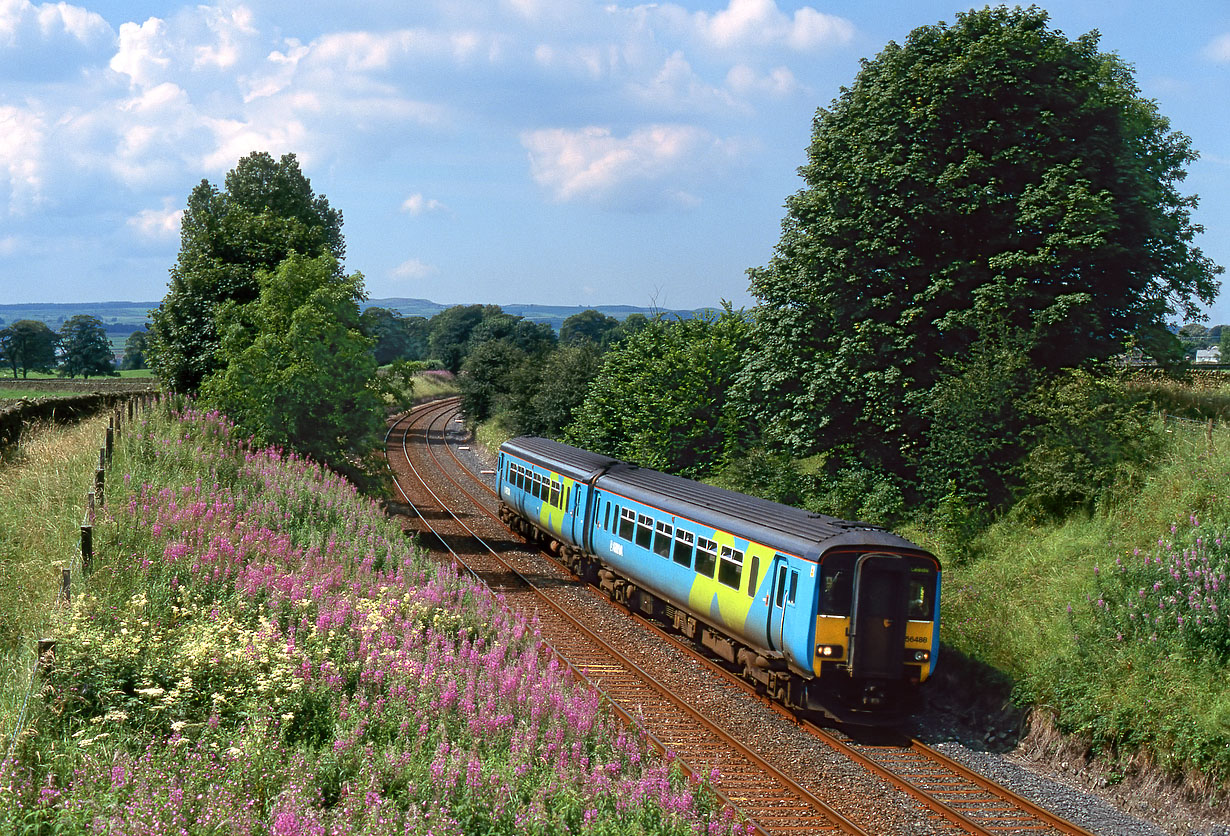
(499, 436, 620, 483)
(500, 436, 929, 562)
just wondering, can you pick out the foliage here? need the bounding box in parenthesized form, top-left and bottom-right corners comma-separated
(428, 304, 501, 373)
(150, 152, 344, 393)
(459, 340, 531, 426)
(199, 253, 382, 477)
(561, 310, 620, 347)
(738, 6, 1221, 488)
(120, 329, 150, 371)
(1016, 370, 1161, 518)
(360, 307, 430, 365)
(58, 314, 118, 379)
(516, 343, 605, 437)
(0, 319, 57, 379)
(0, 407, 744, 836)
(566, 309, 750, 480)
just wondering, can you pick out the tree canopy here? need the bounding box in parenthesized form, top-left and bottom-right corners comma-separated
(738, 6, 1222, 478)
(58, 315, 117, 379)
(199, 253, 381, 475)
(150, 152, 344, 392)
(0, 320, 57, 378)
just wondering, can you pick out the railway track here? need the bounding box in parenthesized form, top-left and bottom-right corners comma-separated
(385, 398, 1100, 836)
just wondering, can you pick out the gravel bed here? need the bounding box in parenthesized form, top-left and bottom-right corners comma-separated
(419, 421, 1206, 836)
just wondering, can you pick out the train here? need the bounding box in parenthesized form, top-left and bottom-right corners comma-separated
(496, 436, 940, 724)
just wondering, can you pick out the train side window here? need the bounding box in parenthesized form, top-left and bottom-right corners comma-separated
(673, 530, 694, 567)
(718, 545, 743, 589)
(603, 502, 610, 530)
(747, 554, 759, 597)
(618, 508, 636, 541)
(550, 481, 561, 508)
(788, 570, 799, 605)
(636, 514, 654, 550)
(695, 537, 718, 578)
(654, 521, 673, 558)
(774, 564, 788, 607)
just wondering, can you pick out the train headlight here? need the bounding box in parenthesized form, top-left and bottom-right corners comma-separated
(816, 644, 843, 659)
(911, 649, 930, 662)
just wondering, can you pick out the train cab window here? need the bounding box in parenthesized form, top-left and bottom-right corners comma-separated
(636, 514, 654, 550)
(695, 537, 718, 577)
(718, 545, 744, 589)
(618, 508, 636, 541)
(654, 521, 673, 558)
(820, 554, 855, 615)
(673, 530, 694, 567)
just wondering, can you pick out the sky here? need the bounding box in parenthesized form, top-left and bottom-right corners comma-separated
(1, 0, 1228, 324)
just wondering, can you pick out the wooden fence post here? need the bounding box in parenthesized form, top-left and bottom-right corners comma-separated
(60, 568, 71, 605)
(105, 424, 114, 463)
(80, 524, 92, 575)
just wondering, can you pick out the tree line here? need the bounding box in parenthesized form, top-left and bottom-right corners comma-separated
(0, 317, 149, 379)
(145, 8, 1221, 532)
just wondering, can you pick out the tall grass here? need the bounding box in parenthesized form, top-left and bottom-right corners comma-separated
(0, 417, 108, 750)
(1, 404, 744, 835)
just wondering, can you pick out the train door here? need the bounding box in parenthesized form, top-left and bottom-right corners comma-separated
(848, 553, 909, 679)
(766, 555, 790, 652)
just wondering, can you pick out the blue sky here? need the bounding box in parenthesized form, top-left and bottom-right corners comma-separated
(2, 0, 1228, 324)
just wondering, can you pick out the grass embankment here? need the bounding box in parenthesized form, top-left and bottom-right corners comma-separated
(6, 370, 156, 380)
(0, 404, 742, 835)
(0, 388, 85, 400)
(932, 405, 1230, 797)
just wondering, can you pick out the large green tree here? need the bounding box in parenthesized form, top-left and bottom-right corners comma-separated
(0, 320, 57, 378)
(58, 315, 117, 379)
(199, 253, 381, 475)
(150, 152, 344, 392)
(738, 7, 1221, 476)
(120, 329, 150, 371)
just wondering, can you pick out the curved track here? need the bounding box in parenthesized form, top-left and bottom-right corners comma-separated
(386, 398, 1099, 836)
(386, 400, 866, 836)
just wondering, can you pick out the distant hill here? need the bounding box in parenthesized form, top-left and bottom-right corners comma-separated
(0, 299, 705, 335)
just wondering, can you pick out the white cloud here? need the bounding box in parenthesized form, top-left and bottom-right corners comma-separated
(194, 5, 258, 71)
(402, 193, 447, 215)
(0, 105, 47, 213)
(391, 258, 437, 279)
(0, 0, 112, 47)
(128, 198, 183, 239)
(674, 0, 853, 52)
(1205, 33, 1230, 62)
(109, 17, 172, 88)
(725, 63, 798, 98)
(0, 235, 18, 256)
(521, 123, 738, 209)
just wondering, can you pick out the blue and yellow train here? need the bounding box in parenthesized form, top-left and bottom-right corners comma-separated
(496, 436, 940, 723)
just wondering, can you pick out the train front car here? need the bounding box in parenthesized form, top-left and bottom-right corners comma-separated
(810, 535, 940, 723)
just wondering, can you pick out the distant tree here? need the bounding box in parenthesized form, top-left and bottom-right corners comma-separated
(120, 329, 150, 370)
(360, 307, 421, 365)
(560, 310, 620, 346)
(739, 7, 1221, 483)
(58, 315, 117, 379)
(150, 152, 344, 392)
(1178, 323, 1211, 358)
(199, 253, 381, 476)
(427, 304, 500, 372)
(566, 309, 750, 479)
(523, 342, 603, 436)
(0, 320, 57, 378)
(1221, 327, 1230, 363)
(468, 313, 557, 356)
(611, 313, 650, 344)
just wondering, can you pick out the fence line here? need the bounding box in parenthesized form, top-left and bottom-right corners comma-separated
(3, 392, 158, 765)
